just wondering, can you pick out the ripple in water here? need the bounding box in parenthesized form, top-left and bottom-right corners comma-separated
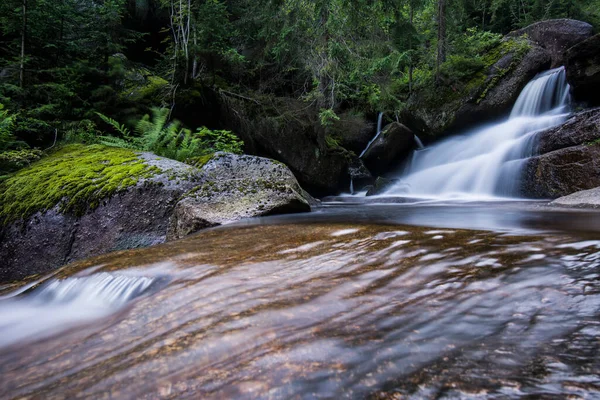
(1, 222, 600, 399)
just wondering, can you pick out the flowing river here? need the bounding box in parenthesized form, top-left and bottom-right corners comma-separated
(2, 200, 600, 399)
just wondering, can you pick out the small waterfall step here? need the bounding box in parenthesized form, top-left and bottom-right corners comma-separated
(359, 112, 385, 158)
(384, 67, 571, 198)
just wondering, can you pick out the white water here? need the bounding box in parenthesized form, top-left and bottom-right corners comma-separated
(385, 67, 571, 198)
(0, 272, 155, 348)
(414, 134, 425, 150)
(359, 112, 385, 158)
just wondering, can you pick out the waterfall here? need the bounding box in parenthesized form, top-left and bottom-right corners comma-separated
(414, 134, 425, 149)
(0, 272, 155, 347)
(384, 67, 571, 198)
(359, 112, 385, 158)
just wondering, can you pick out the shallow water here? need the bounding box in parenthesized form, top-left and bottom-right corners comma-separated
(2, 202, 600, 399)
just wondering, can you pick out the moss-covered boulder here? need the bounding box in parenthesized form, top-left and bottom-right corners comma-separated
(0, 146, 313, 282)
(0, 145, 203, 282)
(167, 153, 314, 240)
(402, 36, 550, 140)
(521, 109, 600, 198)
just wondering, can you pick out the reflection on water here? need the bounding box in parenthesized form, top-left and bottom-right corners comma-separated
(2, 206, 600, 399)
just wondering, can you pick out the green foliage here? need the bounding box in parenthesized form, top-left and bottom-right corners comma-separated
(98, 107, 243, 162)
(62, 120, 102, 145)
(0, 144, 159, 224)
(319, 108, 341, 127)
(0, 104, 17, 152)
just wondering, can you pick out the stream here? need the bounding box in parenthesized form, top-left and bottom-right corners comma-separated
(2, 200, 600, 399)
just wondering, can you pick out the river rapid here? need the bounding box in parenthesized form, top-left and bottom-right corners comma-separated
(2, 200, 600, 399)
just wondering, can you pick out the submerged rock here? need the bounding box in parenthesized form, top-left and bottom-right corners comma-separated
(551, 187, 600, 208)
(365, 177, 402, 196)
(522, 109, 600, 198)
(167, 153, 312, 240)
(361, 122, 415, 175)
(0, 146, 312, 282)
(566, 34, 600, 106)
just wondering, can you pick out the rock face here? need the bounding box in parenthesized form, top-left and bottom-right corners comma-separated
(522, 109, 600, 198)
(220, 96, 351, 196)
(402, 19, 592, 140)
(402, 38, 551, 139)
(362, 122, 415, 175)
(508, 19, 593, 67)
(0, 146, 312, 283)
(551, 187, 600, 208)
(167, 153, 312, 240)
(566, 34, 600, 106)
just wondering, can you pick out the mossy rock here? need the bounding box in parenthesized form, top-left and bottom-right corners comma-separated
(0, 144, 161, 224)
(402, 35, 550, 140)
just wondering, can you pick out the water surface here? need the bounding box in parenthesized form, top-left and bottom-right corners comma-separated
(2, 202, 600, 399)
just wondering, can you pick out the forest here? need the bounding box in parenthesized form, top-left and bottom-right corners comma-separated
(1, 0, 598, 178)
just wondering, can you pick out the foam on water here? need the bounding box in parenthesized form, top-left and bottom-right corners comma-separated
(385, 67, 571, 199)
(0, 272, 155, 348)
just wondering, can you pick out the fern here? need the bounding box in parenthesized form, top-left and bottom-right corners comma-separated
(96, 112, 131, 137)
(95, 107, 244, 162)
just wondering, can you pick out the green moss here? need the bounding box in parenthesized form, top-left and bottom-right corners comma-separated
(185, 153, 215, 169)
(0, 144, 159, 224)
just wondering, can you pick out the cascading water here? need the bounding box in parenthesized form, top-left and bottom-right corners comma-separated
(385, 67, 571, 198)
(0, 272, 155, 348)
(359, 112, 385, 158)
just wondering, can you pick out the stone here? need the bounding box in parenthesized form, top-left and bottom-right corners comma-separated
(167, 153, 313, 240)
(0, 148, 313, 283)
(565, 34, 600, 106)
(508, 19, 594, 67)
(362, 122, 415, 175)
(521, 109, 600, 198)
(551, 187, 600, 208)
(220, 96, 350, 196)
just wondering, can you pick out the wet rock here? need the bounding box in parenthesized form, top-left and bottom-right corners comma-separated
(522, 145, 600, 198)
(508, 19, 593, 67)
(348, 159, 374, 192)
(522, 109, 600, 198)
(366, 177, 402, 196)
(362, 122, 415, 175)
(551, 187, 600, 208)
(167, 153, 312, 241)
(565, 34, 600, 106)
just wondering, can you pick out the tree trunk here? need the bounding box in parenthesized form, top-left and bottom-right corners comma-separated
(436, 0, 447, 85)
(19, 0, 27, 88)
(409, 3, 414, 94)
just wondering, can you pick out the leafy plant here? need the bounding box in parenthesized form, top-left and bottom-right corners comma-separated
(97, 107, 243, 162)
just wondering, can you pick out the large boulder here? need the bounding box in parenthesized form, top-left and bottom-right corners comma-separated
(402, 37, 551, 139)
(508, 19, 593, 67)
(361, 122, 415, 175)
(521, 109, 600, 198)
(0, 145, 313, 282)
(220, 95, 350, 196)
(334, 112, 377, 155)
(565, 34, 600, 106)
(167, 153, 313, 240)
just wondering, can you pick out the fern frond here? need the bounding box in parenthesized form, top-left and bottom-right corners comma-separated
(96, 112, 131, 137)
